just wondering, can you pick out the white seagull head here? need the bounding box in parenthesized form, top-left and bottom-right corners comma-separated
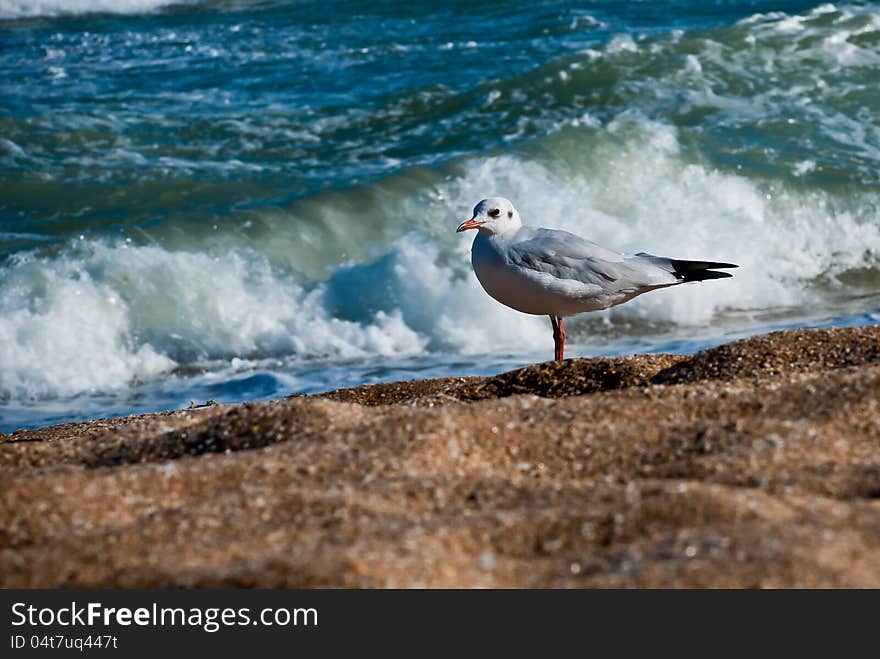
(457, 197, 522, 236)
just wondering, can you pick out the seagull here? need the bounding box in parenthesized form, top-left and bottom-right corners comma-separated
(457, 197, 737, 361)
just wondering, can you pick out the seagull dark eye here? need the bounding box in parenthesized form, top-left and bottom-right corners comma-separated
(489, 208, 501, 218)
(508, 210, 513, 218)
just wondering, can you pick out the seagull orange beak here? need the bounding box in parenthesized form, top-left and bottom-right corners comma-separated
(456, 217, 485, 232)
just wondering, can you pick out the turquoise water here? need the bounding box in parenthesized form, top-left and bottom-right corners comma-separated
(2, 1, 880, 430)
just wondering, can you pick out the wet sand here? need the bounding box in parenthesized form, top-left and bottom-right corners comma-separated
(2, 326, 880, 587)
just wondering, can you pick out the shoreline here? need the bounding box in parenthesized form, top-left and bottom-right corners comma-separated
(2, 325, 880, 587)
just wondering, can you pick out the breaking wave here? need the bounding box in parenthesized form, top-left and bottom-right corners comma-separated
(3, 115, 879, 400)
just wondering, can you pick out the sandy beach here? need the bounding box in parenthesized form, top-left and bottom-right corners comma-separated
(2, 325, 880, 588)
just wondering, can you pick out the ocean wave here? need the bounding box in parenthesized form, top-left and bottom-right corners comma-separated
(3, 115, 879, 401)
(4, 2, 880, 406)
(3, 2, 878, 198)
(0, 241, 426, 400)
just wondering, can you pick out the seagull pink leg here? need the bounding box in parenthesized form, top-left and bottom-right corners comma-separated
(557, 316, 565, 361)
(549, 315, 565, 361)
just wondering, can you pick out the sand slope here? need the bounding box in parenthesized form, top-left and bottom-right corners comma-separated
(2, 326, 880, 587)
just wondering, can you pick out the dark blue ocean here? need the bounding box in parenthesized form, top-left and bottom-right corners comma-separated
(2, 0, 880, 430)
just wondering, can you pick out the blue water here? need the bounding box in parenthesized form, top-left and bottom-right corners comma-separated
(2, 0, 880, 431)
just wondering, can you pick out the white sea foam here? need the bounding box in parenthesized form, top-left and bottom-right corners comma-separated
(0, 244, 424, 400)
(605, 34, 639, 54)
(0, 254, 175, 400)
(0, 0, 189, 19)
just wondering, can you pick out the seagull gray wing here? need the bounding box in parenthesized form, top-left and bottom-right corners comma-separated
(506, 228, 676, 292)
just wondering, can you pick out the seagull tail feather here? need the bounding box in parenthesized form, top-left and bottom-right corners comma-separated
(668, 258, 738, 282)
(634, 253, 738, 282)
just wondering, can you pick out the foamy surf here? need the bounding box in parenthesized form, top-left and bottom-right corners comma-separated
(3, 115, 879, 405)
(0, 0, 190, 19)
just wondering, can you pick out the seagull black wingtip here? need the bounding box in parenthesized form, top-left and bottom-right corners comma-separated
(669, 259, 739, 282)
